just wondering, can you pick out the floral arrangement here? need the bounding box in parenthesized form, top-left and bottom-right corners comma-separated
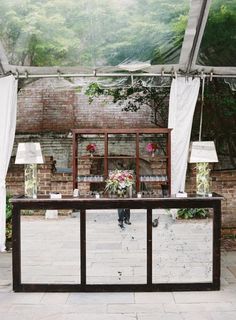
(105, 170, 134, 197)
(146, 142, 158, 157)
(86, 143, 96, 155)
(146, 142, 158, 152)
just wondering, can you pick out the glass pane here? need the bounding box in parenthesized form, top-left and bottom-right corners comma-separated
(77, 134, 105, 196)
(21, 209, 80, 284)
(108, 134, 136, 158)
(108, 159, 136, 174)
(86, 209, 146, 284)
(139, 133, 168, 195)
(152, 208, 213, 283)
(0, 0, 189, 67)
(197, 0, 236, 66)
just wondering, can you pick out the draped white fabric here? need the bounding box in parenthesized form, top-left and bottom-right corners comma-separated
(0, 75, 18, 252)
(168, 77, 200, 194)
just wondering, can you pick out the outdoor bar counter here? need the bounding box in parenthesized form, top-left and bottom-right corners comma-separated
(11, 193, 223, 292)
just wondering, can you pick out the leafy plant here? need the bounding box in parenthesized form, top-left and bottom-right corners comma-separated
(177, 208, 209, 219)
(6, 195, 13, 241)
(6, 194, 13, 221)
(223, 234, 236, 240)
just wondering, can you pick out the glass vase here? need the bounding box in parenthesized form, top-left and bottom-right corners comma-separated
(196, 162, 210, 196)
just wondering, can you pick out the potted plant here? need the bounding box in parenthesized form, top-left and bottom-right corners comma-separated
(6, 194, 13, 251)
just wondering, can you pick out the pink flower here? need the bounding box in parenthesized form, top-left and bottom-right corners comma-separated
(146, 142, 158, 153)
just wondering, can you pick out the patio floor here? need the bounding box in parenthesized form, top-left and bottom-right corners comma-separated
(0, 211, 236, 320)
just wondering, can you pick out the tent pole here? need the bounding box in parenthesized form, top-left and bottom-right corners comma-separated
(15, 72, 175, 79)
(198, 76, 205, 141)
(13, 72, 236, 80)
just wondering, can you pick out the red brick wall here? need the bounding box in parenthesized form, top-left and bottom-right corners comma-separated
(73, 93, 153, 129)
(186, 165, 236, 230)
(17, 79, 76, 132)
(212, 170, 236, 228)
(6, 156, 73, 197)
(17, 78, 153, 133)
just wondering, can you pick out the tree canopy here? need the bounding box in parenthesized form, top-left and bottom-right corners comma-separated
(0, 0, 235, 69)
(197, 0, 236, 66)
(0, 0, 188, 66)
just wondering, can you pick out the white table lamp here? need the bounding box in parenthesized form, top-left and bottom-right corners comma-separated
(189, 141, 218, 196)
(15, 143, 44, 198)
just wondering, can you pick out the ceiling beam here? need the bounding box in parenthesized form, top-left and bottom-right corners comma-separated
(3, 64, 180, 76)
(179, 0, 212, 73)
(5, 63, 236, 78)
(194, 66, 236, 76)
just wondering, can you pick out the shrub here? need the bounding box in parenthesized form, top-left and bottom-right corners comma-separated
(177, 208, 209, 219)
(6, 195, 13, 241)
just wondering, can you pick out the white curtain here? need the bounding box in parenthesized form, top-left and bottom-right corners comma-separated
(0, 75, 18, 252)
(168, 77, 200, 194)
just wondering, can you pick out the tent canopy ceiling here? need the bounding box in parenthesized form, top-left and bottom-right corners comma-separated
(0, 0, 235, 78)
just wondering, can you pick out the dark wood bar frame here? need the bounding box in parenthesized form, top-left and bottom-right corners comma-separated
(12, 194, 223, 292)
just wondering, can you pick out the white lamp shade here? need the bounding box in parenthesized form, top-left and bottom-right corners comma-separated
(15, 142, 44, 164)
(189, 141, 218, 163)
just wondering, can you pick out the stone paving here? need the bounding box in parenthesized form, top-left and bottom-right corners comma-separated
(0, 210, 236, 320)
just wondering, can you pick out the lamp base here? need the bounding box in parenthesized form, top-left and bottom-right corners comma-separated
(196, 162, 211, 196)
(25, 164, 38, 198)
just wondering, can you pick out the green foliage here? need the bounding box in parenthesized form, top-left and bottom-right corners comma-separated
(223, 234, 236, 240)
(0, 0, 235, 67)
(85, 83, 105, 104)
(6, 221, 12, 242)
(177, 208, 209, 220)
(192, 78, 236, 168)
(197, 0, 236, 66)
(6, 195, 13, 241)
(0, 0, 189, 67)
(6, 194, 13, 222)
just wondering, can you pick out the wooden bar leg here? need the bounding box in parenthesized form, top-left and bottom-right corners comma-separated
(12, 205, 21, 291)
(147, 208, 152, 286)
(80, 209, 86, 286)
(213, 201, 221, 290)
